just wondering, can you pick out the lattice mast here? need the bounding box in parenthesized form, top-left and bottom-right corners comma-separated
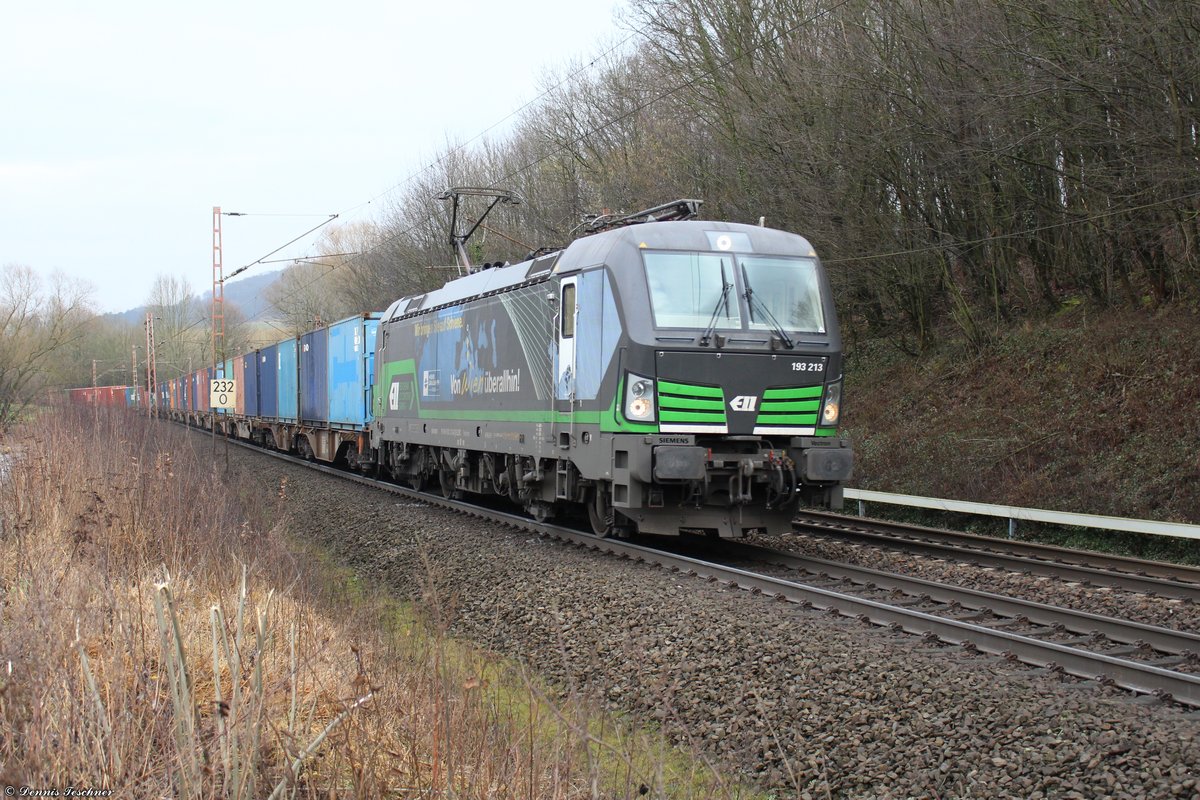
(212, 206, 225, 374)
(145, 312, 157, 416)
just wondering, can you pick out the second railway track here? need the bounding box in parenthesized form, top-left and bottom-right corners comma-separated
(794, 509, 1200, 601)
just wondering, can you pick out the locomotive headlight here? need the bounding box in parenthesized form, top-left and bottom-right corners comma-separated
(624, 373, 656, 422)
(629, 397, 653, 418)
(820, 381, 842, 426)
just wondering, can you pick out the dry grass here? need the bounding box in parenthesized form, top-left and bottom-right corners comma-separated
(0, 409, 746, 798)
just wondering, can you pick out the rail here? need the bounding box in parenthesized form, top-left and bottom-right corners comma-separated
(844, 488, 1200, 541)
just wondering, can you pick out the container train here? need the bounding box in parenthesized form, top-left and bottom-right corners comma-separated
(89, 209, 853, 538)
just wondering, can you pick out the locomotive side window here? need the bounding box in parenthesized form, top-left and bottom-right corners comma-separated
(643, 252, 741, 329)
(561, 283, 576, 338)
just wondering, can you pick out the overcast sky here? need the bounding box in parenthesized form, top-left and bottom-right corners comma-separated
(1, 0, 625, 313)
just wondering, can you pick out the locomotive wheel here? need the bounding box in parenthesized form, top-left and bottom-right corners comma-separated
(531, 502, 554, 523)
(438, 469, 459, 499)
(588, 489, 615, 538)
(406, 449, 429, 491)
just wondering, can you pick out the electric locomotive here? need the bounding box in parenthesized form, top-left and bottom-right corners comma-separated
(370, 201, 853, 537)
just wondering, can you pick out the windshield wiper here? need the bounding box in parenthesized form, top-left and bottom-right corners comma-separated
(741, 264, 794, 349)
(699, 260, 732, 347)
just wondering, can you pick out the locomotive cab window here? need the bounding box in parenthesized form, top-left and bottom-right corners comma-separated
(643, 250, 825, 334)
(561, 283, 576, 338)
(643, 252, 741, 329)
(741, 256, 826, 334)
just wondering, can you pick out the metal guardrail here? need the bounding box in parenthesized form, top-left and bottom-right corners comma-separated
(844, 488, 1200, 541)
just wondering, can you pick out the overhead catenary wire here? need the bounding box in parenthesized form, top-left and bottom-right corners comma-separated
(250, 253, 360, 266)
(823, 189, 1200, 265)
(233, 0, 1196, 328)
(244, 2, 858, 322)
(228, 27, 676, 321)
(223, 215, 339, 282)
(334, 27, 647, 222)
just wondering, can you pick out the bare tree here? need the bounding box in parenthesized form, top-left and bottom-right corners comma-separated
(328, 0, 1198, 353)
(0, 264, 93, 428)
(266, 260, 347, 336)
(146, 275, 206, 376)
(314, 222, 400, 318)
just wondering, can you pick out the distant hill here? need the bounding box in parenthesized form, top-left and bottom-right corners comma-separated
(104, 270, 283, 325)
(201, 270, 283, 322)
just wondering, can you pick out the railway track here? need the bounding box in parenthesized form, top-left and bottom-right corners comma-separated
(658, 536, 1200, 675)
(794, 509, 1200, 601)
(198, 427, 1200, 708)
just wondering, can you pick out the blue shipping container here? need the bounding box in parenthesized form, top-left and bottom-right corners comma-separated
(258, 344, 279, 419)
(328, 313, 381, 428)
(300, 327, 329, 424)
(217, 358, 234, 415)
(201, 366, 214, 413)
(240, 352, 259, 417)
(277, 338, 299, 422)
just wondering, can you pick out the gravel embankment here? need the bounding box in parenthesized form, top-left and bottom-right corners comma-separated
(221, 445, 1199, 799)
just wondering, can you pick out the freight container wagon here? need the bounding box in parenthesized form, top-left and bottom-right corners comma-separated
(216, 358, 234, 415)
(300, 327, 329, 425)
(328, 313, 380, 429)
(195, 368, 213, 414)
(68, 386, 127, 407)
(258, 344, 279, 419)
(277, 338, 299, 423)
(238, 352, 259, 417)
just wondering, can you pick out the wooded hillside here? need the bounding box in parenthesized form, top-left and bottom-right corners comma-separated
(335, 0, 1197, 354)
